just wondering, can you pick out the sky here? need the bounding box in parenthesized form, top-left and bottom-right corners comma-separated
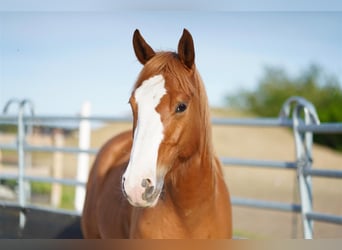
(0, 2, 342, 116)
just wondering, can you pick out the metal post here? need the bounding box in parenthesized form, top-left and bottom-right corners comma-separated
(17, 104, 26, 229)
(281, 97, 320, 239)
(51, 128, 64, 207)
(3, 99, 27, 230)
(293, 106, 313, 239)
(3, 99, 35, 230)
(75, 101, 91, 212)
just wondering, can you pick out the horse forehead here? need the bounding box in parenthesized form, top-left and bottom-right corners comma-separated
(135, 74, 167, 106)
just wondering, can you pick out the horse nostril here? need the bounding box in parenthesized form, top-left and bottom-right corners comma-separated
(141, 178, 155, 201)
(141, 178, 152, 188)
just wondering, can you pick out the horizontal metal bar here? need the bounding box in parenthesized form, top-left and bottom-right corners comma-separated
(27, 115, 132, 123)
(0, 143, 98, 154)
(306, 212, 342, 225)
(2, 115, 295, 128)
(0, 200, 19, 209)
(212, 117, 293, 127)
(0, 200, 81, 216)
(0, 173, 18, 180)
(221, 157, 297, 169)
(24, 145, 98, 154)
(3, 114, 342, 134)
(231, 197, 302, 213)
(0, 114, 132, 123)
(0, 174, 85, 187)
(298, 123, 342, 134)
(304, 168, 342, 179)
(0, 143, 17, 151)
(4, 199, 341, 225)
(24, 175, 86, 187)
(0, 120, 18, 125)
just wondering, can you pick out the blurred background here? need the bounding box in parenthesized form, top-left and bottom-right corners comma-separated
(1, 8, 341, 116)
(0, 1, 341, 239)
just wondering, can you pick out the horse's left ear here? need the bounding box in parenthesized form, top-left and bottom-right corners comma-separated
(178, 29, 195, 69)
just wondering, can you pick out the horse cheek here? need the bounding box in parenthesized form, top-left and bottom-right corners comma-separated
(180, 116, 200, 159)
(157, 137, 177, 170)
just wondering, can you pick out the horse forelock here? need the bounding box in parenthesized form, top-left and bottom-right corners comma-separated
(135, 52, 211, 126)
(134, 52, 197, 97)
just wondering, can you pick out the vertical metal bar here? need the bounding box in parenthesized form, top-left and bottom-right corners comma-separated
(302, 108, 315, 238)
(8, 99, 35, 231)
(292, 105, 316, 239)
(17, 105, 26, 229)
(282, 96, 320, 239)
(75, 102, 91, 212)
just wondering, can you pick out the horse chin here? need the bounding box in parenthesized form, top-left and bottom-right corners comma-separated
(127, 188, 162, 208)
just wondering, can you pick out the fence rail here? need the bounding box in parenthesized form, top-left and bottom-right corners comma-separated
(0, 97, 341, 238)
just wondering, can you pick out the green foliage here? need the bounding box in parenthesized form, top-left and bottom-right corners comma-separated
(226, 64, 342, 150)
(0, 179, 17, 189)
(0, 180, 52, 194)
(30, 182, 75, 209)
(0, 124, 17, 133)
(60, 186, 75, 210)
(31, 182, 52, 194)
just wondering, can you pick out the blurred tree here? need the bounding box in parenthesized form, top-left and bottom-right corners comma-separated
(226, 64, 342, 150)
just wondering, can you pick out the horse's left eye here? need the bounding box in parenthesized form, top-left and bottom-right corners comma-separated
(176, 103, 187, 113)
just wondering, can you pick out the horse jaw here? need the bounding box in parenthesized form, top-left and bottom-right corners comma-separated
(122, 74, 167, 208)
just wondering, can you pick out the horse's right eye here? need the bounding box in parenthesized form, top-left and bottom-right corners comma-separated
(175, 103, 187, 113)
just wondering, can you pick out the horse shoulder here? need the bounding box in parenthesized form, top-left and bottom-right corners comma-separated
(94, 130, 132, 180)
(82, 130, 133, 238)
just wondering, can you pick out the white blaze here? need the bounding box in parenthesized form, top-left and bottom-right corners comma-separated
(123, 74, 166, 205)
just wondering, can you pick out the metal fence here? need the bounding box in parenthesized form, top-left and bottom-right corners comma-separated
(0, 97, 341, 239)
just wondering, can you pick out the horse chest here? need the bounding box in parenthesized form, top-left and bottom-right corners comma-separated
(128, 201, 221, 239)
(129, 203, 189, 238)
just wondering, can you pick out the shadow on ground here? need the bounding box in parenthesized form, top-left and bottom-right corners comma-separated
(0, 206, 83, 238)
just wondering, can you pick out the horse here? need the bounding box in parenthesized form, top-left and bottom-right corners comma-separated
(81, 29, 232, 238)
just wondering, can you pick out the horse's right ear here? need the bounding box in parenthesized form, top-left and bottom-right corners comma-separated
(133, 29, 156, 65)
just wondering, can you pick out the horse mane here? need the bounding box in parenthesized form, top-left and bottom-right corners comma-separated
(134, 51, 215, 166)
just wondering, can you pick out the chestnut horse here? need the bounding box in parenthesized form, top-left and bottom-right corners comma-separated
(81, 29, 232, 238)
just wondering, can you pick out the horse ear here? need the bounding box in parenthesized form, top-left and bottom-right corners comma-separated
(177, 29, 195, 69)
(133, 29, 156, 65)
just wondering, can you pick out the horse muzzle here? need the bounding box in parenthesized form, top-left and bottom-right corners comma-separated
(122, 176, 163, 208)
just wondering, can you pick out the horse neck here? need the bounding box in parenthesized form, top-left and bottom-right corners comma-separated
(165, 85, 218, 211)
(166, 138, 217, 215)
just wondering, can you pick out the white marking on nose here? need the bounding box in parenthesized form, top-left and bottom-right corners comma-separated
(123, 74, 166, 206)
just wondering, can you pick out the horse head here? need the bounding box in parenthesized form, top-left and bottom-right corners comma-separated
(122, 29, 209, 207)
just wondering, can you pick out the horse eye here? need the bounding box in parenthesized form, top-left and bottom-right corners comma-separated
(176, 103, 187, 113)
